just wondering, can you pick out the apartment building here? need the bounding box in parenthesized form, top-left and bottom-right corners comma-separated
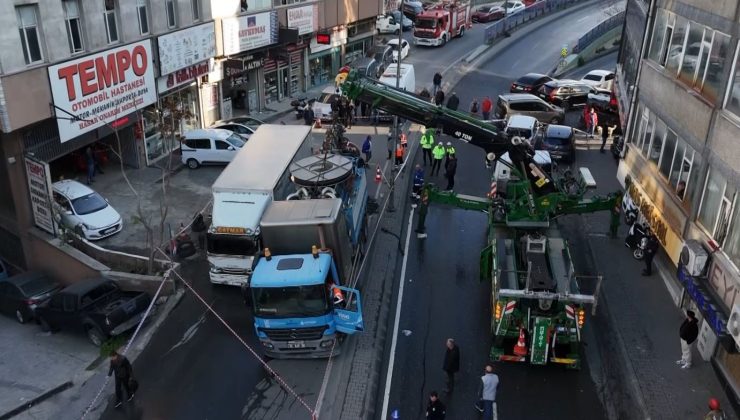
(0, 0, 382, 277)
(619, 0, 740, 407)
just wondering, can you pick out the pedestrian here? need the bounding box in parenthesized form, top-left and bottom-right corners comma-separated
(446, 92, 460, 111)
(588, 108, 598, 138)
(420, 127, 435, 165)
(362, 135, 372, 164)
(331, 89, 341, 122)
(442, 338, 460, 394)
(444, 141, 456, 166)
(641, 231, 659, 276)
(412, 164, 425, 204)
(387, 133, 393, 160)
(704, 397, 727, 420)
(420, 87, 432, 100)
(481, 96, 493, 120)
(583, 104, 591, 131)
(600, 120, 609, 153)
(470, 97, 480, 116)
(445, 154, 457, 191)
(431, 142, 445, 176)
(107, 350, 136, 407)
(433, 72, 442, 95)
(475, 364, 499, 420)
(85, 146, 96, 185)
(426, 391, 447, 420)
(677, 310, 699, 369)
(434, 89, 445, 107)
(395, 142, 405, 167)
(400, 132, 408, 149)
(92, 143, 105, 174)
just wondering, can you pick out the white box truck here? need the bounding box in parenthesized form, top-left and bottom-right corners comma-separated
(207, 125, 315, 286)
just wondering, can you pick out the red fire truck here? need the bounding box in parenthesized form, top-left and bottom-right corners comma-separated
(413, 0, 472, 47)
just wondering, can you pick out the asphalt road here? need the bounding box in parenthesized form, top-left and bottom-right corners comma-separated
(380, 3, 620, 419)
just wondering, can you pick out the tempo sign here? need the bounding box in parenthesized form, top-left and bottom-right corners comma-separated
(48, 40, 157, 143)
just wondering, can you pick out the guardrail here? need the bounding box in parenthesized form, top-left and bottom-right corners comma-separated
(483, 0, 588, 45)
(572, 10, 625, 53)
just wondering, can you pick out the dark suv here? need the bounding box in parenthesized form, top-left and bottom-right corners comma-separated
(535, 124, 576, 163)
(510, 73, 553, 93)
(537, 80, 596, 110)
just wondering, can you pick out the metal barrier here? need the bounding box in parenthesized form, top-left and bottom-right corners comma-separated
(483, 0, 587, 45)
(572, 10, 625, 53)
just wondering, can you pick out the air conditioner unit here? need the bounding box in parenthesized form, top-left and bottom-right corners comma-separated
(727, 304, 740, 349)
(680, 239, 709, 276)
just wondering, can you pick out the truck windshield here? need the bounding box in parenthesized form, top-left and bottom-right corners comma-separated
(415, 18, 437, 29)
(207, 234, 258, 256)
(252, 285, 330, 318)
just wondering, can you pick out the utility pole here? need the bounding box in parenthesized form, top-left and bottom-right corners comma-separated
(389, 0, 404, 212)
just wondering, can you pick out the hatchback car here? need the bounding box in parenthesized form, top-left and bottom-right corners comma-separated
(0, 272, 61, 323)
(211, 122, 255, 141)
(387, 39, 410, 62)
(52, 180, 123, 240)
(580, 69, 615, 89)
(180, 128, 246, 169)
(535, 124, 576, 163)
(494, 93, 565, 124)
(473, 4, 505, 22)
(510, 73, 553, 93)
(504, 1, 526, 15)
(538, 80, 595, 110)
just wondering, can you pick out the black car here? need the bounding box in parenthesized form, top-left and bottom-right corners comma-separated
(0, 272, 61, 324)
(536, 124, 576, 163)
(510, 73, 553, 94)
(538, 80, 596, 110)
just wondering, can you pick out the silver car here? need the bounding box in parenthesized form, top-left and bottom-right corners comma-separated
(494, 93, 565, 124)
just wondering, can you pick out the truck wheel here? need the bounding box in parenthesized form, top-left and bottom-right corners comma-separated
(441, 35, 447, 46)
(394, 28, 400, 35)
(187, 158, 200, 169)
(458, 27, 465, 38)
(86, 326, 106, 347)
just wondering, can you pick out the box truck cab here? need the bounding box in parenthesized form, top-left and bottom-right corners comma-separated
(413, 0, 471, 47)
(379, 63, 416, 92)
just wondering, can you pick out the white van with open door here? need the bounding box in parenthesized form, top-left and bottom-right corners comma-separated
(379, 63, 416, 92)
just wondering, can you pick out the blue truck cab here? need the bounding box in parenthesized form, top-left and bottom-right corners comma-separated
(250, 252, 363, 358)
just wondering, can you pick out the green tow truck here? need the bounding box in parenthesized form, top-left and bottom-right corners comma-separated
(342, 71, 622, 368)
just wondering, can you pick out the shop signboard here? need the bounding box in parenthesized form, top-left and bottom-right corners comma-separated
(626, 182, 683, 263)
(48, 40, 157, 143)
(222, 11, 278, 55)
(24, 156, 55, 236)
(157, 22, 216, 75)
(287, 4, 318, 36)
(677, 266, 728, 337)
(310, 28, 348, 54)
(156, 61, 210, 94)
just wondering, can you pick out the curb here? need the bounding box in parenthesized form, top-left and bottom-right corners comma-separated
(0, 381, 73, 420)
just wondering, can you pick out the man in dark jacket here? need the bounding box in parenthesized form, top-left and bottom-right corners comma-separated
(442, 338, 460, 393)
(642, 231, 660, 276)
(677, 310, 699, 369)
(434, 89, 445, 107)
(108, 350, 135, 407)
(445, 154, 457, 191)
(446, 92, 460, 111)
(433, 72, 442, 95)
(426, 391, 446, 420)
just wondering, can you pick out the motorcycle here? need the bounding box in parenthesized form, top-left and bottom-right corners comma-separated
(290, 97, 308, 120)
(610, 135, 624, 160)
(625, 221, 649, 260)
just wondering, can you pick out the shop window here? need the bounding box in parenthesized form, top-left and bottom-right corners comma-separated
(63, 0, 84, 54)
(658, 129, 677, 178)
(698, 169, 729, 237)
(104, 0, 119, 44)
(136, 0, 149, 35)
(723, 198, 740, 268)
(16, 5, 43, 64)
(191, 0, 201, 21)
(648, 9, 668, 63)
(648, 117, 665, 164)
(166, 0, 177, 28)
(665, 15, 687, 75)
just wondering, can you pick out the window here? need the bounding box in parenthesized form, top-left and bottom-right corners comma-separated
(16, 6, 43, 64)
(678, 22, 704, 84)
(136, 0, 149, 35)
(704, 32, 730, 104)
(648, 9, 668, 63)
(658, 129, 677, 178)
(63, 0, 84, 53)
(185, 139, 210, 149)
(723, 199, 740, 268)
(166, 0, 177, 28)
(649, 118, 665, 163)
(665, 15, 687, 75)
(698, 169, 728, 236)
(191, 0, 201, 21)
(724, 43, 740, 117)
(215, 140, 231, 150)
(104, 0, 119, 44)
(640, 117, 654, 157)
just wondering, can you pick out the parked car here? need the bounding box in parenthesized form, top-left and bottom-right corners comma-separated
(0, 272, 61, 324)
(217, 116, 265, 131)
(494, 93, 565, 124)
(35, 278, 151, 346)
(211, 121, 255, 141)
(402, 0, 437, 21)
(387, 38, 410, 62)
(180, 128, 246, 169)
(376, 10, 413, 34)
(580, 69, 615, 89)
(504, 114, 542, 142)
(473, 4, 505, 23)
(504, 0, 526, 15)
(535, 124, 576, 163)
(312, 86, 342, 122)
(371, 44, 394, 75)
(537, 79, 596, 110)
(510, 73, 553, 93)
(52, 180, 122, 241)
(349, 56, 382, 79)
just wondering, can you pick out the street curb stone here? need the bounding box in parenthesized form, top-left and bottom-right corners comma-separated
(0, 381, 73, 420)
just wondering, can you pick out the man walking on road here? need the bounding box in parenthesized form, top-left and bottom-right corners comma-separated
(432, 142, 445, 176)
(426, 391, 447, 420)
(642, 231, 660, 276)
(445, 154, 457, 191)
(446, 92, 460, 111)
(481, 96, 493, 120)
(599, 120, 609, 153)
(434, 89, 445, 107)
(470, 97, 480, 116)
(444, 142, 456, 166)
(433, 72, 442, 95)
(361, 135, 372, 164)
(442, 338, 460, 394)
(420, 128, 435, 165)
(108, 350, 136, 407)
(677, 310, 699, 369)
(588, 108, 598, 138)
(475, 364, 499, 420)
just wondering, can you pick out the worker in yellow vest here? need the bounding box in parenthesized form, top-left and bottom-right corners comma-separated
(445, 141, 456, 166)
(431, 142, 445, 176)
(420, 128, 435, 166)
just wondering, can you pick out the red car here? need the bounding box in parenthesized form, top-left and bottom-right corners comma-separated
(472, 5, 505, 23)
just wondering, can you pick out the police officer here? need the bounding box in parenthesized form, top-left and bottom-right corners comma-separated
(445, 141, 456, 166)
(432, 142, 445, 176)
(420, 127, 435, 166)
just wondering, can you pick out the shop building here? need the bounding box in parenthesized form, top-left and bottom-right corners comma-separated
(619, 0, 740, 408)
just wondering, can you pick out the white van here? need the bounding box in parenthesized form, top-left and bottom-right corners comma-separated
(180, 128, 246, 169)
(379, 63, 416, 92)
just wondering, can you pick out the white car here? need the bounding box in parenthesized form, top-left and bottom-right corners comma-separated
(211, 122, 255, 141)
(580, 69, 615, 89)
(504, 1, 526, 15)
(387, 39, 410, 62)
(180, 128, 246, 169)
(52, 180, 122, 240)
(312, 86, 342, 122)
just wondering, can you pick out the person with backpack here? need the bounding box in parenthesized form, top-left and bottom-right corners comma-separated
(470, 98, 480, 116)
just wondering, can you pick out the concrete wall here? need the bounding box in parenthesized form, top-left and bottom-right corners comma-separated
(322, 0, 340, 28)
(709, 113, 740, 184)
(1, 68, 53, 131)
(25, 230, 106, 286)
